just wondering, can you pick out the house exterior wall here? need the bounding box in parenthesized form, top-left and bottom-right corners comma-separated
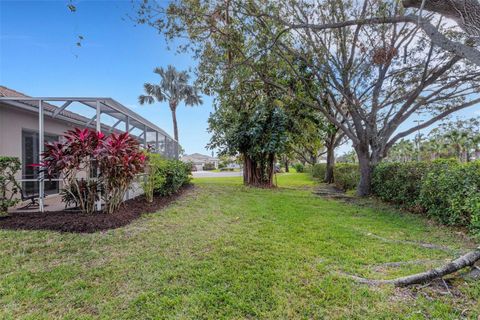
(181, 154, 219, 171)
(1, 103, 147, 203)
(0, 102, 77, 181)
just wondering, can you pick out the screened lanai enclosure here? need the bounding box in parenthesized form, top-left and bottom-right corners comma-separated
(0, 94, 179, 212)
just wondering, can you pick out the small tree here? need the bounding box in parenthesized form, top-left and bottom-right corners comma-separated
(0, 157, 21, 213)
(208, 96, 288, 187)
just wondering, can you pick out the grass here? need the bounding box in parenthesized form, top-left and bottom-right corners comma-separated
(1, 173, 479, 319)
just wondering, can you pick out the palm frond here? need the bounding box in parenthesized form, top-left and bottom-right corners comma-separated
(142, 65, 202, 107)
(138, 95, 155, 105)
(143, 83, 167, 102)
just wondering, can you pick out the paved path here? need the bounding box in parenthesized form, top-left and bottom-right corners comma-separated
(192, 170, 242, 178)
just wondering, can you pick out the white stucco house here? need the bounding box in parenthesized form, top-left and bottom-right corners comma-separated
(181, 153, 219, 171)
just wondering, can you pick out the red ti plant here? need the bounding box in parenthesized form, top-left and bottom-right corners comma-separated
(97, 132, 146, 213)
(40, 128, 146, 214)
(41, 128, 103, 213)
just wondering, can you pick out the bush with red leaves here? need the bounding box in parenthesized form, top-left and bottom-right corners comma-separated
(39, 128, 146, 214)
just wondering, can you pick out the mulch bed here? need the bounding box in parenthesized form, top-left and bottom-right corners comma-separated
(0, 184, 194, 234)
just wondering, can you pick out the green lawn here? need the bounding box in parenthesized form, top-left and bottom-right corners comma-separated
(1, 173, 479, 319)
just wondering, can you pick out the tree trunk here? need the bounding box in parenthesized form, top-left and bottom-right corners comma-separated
(324, 143, 335, 183)
(355, 145, 373, 197)
(170, 103, 179, 142)
(242, 154, 275, 187)
(285, 159, 289, 173)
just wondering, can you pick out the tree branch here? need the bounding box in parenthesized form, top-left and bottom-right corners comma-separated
(283, 14, 480, 67)
(388, 96, 480, 147)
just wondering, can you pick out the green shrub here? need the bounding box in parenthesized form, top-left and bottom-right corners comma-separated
(292, 163, 305, 173)
(418, 159, 480, 230)
(333, 164, 360, 191)
(148, 154, 191, 196)
(371, 159, 480, 234)
(0, 156, 21, 213)
(309, 163, 327, 180)
(184, 161, 195, 173)
(372, 161, 430, 208)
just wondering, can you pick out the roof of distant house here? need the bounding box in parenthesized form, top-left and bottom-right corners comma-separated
(181, 153, 218, 162)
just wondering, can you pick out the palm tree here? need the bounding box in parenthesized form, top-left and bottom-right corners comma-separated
(472, 134, 480, 160)
(390, 139, 415, 162)
(444, 129, 469, 161)
(426, 139, 444, 160)
(139, 65, 203, 143)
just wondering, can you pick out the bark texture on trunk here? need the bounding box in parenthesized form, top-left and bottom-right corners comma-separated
(243, 153, 275, 187)
(323, 130, 345, 184)
(393, 248, 480, 286)
(402, 0, 480, 38)
(346, 248, 480, 287)
(325, 144, 335, 183)
(170, 103, 179, 142)
(355, 145, 373, 197)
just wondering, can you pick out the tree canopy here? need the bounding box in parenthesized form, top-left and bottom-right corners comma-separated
(135, 0, 480, 194)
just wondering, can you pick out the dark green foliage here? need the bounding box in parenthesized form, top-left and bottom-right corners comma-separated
(418, 160, 480, 230)
(333, 164, 360, 191)
(371, 159, 480, 234)
(0, 156, 21, 213)
(149, 154, 191, 196)
(372, 162, 431, 208)
(202, 162, 216, 171)
(309, 163, 327, 180)
(208, 98, 288, 186)
(209, 102, 288, 163)
(292, 163, 304, 173)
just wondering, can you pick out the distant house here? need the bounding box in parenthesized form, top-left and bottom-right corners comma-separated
(181, 153, 219, 171)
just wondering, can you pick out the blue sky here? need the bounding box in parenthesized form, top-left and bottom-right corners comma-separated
(1, 1, 479, 158)
(0, 0, 215, 156)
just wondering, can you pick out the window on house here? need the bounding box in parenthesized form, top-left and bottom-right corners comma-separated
(22, 130, 59, 195)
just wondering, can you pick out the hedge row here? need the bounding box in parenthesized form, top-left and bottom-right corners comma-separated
(292, 163, 305, 173)
(308, 163, 359, 191)
(310, 160, 480, 233)
(373, 160, 480, 233)
(332, 164, 360, 191)
(372, 161, 431, 207)
(309, 163, 326, 180)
